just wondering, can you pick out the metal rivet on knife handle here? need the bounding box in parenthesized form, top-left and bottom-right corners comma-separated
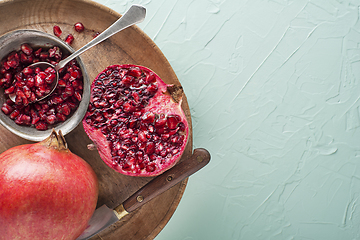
(197, 155, 204, 163)
(167, 175, 173, 182)
(136, 195, 144, 202)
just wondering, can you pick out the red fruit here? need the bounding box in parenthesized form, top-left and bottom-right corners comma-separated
(74, 22, 85, 32)
(21, 43, 33, 55)
(93, 32, 100, 38)
(0, 130, 98, 240)
(53, 25, 62, 37)
(1, 102, 13, 115)
(65, 34, 74, 45)
(83, 64, 189, 177)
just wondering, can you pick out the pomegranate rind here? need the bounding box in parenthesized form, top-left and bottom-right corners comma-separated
(83, 64, 189, 177)
(0, 130, 98, 240)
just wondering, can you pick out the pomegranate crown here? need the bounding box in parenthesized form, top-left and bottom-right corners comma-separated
(42, 129, 68, 151)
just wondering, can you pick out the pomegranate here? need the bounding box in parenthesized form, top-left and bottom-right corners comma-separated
(53, 25, 62, 37)
(83, 64, 189, 177)
(0, 130, 98, 240)
(92, 31, 100, 38)
(65, 34, 75, 45)
(74, 22, 85, 33)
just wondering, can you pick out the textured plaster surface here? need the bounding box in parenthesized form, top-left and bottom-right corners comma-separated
(95, 0, 360, 239)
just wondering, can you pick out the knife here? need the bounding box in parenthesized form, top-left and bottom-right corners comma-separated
(76, 148, 211, 240)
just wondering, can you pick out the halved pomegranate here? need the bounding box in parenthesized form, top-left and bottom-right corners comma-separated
(83, 64, 189, 177)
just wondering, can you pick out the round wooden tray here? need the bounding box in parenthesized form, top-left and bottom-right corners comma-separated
(0, 0, 193, 239)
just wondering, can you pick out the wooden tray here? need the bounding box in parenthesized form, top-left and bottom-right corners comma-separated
(0, 0, 193, 239)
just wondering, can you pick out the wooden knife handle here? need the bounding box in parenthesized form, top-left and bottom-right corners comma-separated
(122, 148, 210, 212)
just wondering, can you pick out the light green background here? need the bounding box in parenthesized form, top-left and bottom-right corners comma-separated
(94, 0, 360, 239)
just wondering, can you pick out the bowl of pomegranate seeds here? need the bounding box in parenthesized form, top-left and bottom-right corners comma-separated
(0, 29, 90, 141)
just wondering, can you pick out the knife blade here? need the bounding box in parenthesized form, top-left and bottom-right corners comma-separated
(76, 148, 211, 240)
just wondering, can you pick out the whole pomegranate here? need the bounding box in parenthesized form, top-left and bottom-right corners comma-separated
(0, 130, 98, 240)
(83, 64, 189, 177)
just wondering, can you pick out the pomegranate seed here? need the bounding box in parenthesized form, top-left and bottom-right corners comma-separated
(63, 73, 71, 81)
(48, 46, 62, 59)
(38, 110, 47, 121)
(146, 84, 158, 94)
(57, 103, 71, 116)
(123, 102, 135, 113)
(72, 79, 82, 89)
(5, 99, 13, 106)
(178, 122, 186, 132)
(4, 73, 12, 81)
(74, 22, 85, 32)
(21, 44, 33, 55)
(145, 164, 156, 172)
(65, 34, 74, 45)
(35, 121, 48, 130)
(64, 85, 75, 96)
(56, 113, 67, 122)
(121, 75, 133, 86)
(31, 113, 40, 125)
(23, 86, 32, 98)
(18, 114, 31, 125)
(10, 109, 20, 119)
(155, 117, 167, 128)
(46, 114, 57, 124)
(4, 86, 15, 94)
(93, 32, 100, 38)
(39, 52, 49, 59)
(7, 59, 18, 68)
(16, 89, 26, 100)
(2, 61, 10, 70)
(45, 67, 54, 73)
(67, 101, 77, 109)
(26, 77, 35, 88)
(45, 73, 56, 84)
(167, 115, 180, 129)
(1, 103, 13, 115)
(128, 67, 142, 77)
(141, 112, 155, 124)
(51, 96, 63, 104)
(71, 70, 80, 79)
(74, 91, 82, 101)
(145, 72, 156, 84)
(34, 67, 41, 74)
(161, 134, 170, 141)
(20, 53, 33, 63)
(138, 131, 147, 142)
(0, 78, 8, 87)
(58, 79, 66, 87)
(34, 48, 42, 57)
(145, 142, 155, 155)
(35, 74, 45, 87)
(22, 67, 34, 76)
(14, 73, 23, 82)
(53, 25, 62, 37)
(29, 92, 36, 103)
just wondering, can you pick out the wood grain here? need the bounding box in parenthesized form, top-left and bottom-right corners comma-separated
(0, 0, 193, 239)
